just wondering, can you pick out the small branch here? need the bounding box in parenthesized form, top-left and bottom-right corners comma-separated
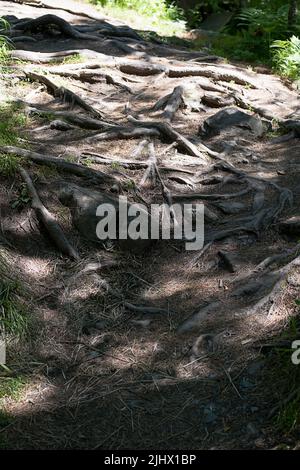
(153, 86, 185, 121)
(19, 166, 79, 260)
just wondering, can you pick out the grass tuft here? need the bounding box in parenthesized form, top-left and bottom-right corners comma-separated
(0, 279, 29, 337)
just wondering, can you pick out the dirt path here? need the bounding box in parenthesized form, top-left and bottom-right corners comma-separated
(0, 0, 300, 450)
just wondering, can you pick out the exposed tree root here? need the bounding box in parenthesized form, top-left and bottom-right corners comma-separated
(232, 92, 275, 121)
(124, 302, 171, 315)
(140, 142, 174, 209)
(131, 139, 149, 158)
(9, 0, 107, 22)
(189, 241, 213, 268)
(42, 56, 260, 87)
(167, 173, 195, 187)
(234, 255, 300, 316)
(270, 131, 297, 144)
(81, 153, 149, 169)
(49, 119, 76, 131)
(280, 119, 300, 135)
(0, 146, 116, 183)
(19, 166, 80, 260)
(174, 157, 292, 244)
(105, 282, 172, 315)
(13, 50, 258, 89)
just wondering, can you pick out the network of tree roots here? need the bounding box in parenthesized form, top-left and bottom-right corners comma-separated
(0, 0, 299, 450)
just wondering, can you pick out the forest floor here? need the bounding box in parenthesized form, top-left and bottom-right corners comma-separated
(0, 0, 300, 450)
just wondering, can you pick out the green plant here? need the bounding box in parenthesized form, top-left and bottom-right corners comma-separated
(271, 35, 300, 80)
(0, 409, 12, 448)
(184, 4, 204, 29)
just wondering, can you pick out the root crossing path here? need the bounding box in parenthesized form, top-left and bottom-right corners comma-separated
(0, 0, 300, 450)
